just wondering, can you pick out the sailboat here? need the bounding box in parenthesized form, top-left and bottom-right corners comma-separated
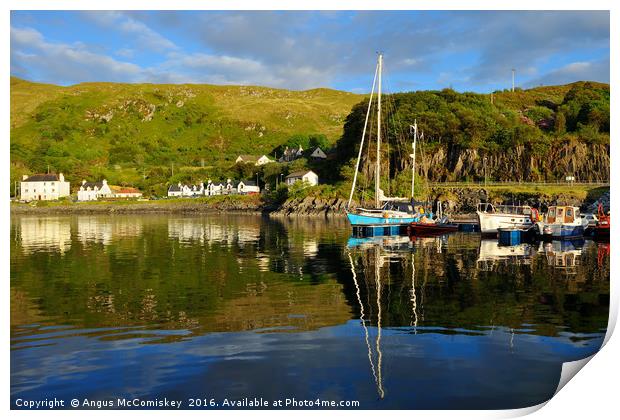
(346, 54, 419, 227)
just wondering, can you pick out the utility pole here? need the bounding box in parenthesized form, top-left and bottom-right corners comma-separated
(483, 157, 488, 188)
(511, 68, 515, 92)
(171, 162, 174, 176)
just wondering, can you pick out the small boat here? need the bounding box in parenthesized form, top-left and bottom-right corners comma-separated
(407, 218, 458, 237)
(476, 203, 541, 236)
(593, 203, 610, 239)
(542, 205, 586, 239)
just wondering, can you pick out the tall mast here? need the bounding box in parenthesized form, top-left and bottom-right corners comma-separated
(347, 60, 378, 209)
(375, 54, 383, 208)
(410, 120, 417, 200)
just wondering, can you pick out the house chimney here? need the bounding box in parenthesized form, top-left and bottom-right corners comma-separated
(102, 179, 108, 185)
(82, 180, 87, 185)
(22, 175, 28, 181)
(59, 173, 64, 182)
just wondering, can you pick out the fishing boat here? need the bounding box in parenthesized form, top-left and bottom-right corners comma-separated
(346, 54, 419, 227)
(476, 203, 541, 236)
(542, 205, 586, 239)
(593, 203, 610, 240)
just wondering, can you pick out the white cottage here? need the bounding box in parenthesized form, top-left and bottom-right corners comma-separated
(168, 183, 183, 197)
(237, 180, 260, 194)
(78, 179, 113, 201)
(285, 170, 319, 187)
(206, 180, 225, 196)
(235, 154, 273, 166)
(20, 173, 70, 201)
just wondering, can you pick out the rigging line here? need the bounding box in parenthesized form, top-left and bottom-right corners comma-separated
(348, 60, 379, 209)
(346, 248, 380, 395)
(361, 102, 376, 202)
(382, 63, 407, 175)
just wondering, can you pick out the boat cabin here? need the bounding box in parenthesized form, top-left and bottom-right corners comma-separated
(477, 203, 533, 216)
(546, 206, 580, 224)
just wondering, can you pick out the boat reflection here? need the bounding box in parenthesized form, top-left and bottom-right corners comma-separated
(543, 239, 586, 274)
(476, 239, 536, 271)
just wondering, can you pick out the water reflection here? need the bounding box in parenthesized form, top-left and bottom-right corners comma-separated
(17, 217, 72, 254)
(10, 215, 609, 409)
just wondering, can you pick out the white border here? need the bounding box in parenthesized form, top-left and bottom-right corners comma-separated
(3, 1, 617, 420)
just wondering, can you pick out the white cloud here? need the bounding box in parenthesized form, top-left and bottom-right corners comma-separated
(524, 57, 610, 87)
(11, 26, 145, 84)
(82, 11, 177, 52)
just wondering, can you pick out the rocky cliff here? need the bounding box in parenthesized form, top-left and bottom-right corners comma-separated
(419, 140, 609, 182)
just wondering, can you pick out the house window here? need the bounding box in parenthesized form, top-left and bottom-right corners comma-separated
(52, 188, 55, 192)
(51, 182, 55, 186)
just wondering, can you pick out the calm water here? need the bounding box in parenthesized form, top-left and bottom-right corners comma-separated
(10, 215, 610, 409)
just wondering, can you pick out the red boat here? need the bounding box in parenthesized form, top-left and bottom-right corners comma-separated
(407, 222, 458, 237)
(594, 203, 610, 239)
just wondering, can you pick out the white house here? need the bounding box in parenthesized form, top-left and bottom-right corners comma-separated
(235, 154, 273, 166)
(168, 183, 183, 197)
(310, 147, 327, 160)
(78, 179, 112, 201)
(278, 145, 304, 162)
(237, 180, 260, 194)
(20, 173, 70, 201)
(285, 170, 319, 187)
(206, 180, 225, 196)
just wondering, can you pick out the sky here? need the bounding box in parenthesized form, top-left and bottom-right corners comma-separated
(10, 10, 610, 93)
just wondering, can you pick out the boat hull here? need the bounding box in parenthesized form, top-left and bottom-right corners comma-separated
(543, 224, 584, 239)
(407, 222, 458, 237)
(476, 211, 535, 235)
(346, 212, 418, 226)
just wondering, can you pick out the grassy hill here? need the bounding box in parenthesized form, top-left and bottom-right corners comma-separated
(10, 77, 609, 199)
(10, 77, 362, 195)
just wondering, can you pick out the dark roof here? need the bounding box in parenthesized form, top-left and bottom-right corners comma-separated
(168, 184, 182, 192)
(82, 181, 104, 190)
(23, 174, 59, 182)
(240, 180, 257, 186)
(286, 170, 314, 178)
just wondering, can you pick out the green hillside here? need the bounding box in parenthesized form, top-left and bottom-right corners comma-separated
(10, 77, 609, 199)
(10, 77, 361, 195)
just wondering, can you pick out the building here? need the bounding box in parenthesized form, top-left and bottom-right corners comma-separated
(224, 179, 236, 194)
(168, 184, 183, 197)
(235, 154, 273, 166)
(110, 186, 143, 198)
(278, 145, 304, 163)
(309, 147, 327, 160)
(20, 173, 70, 201)
(168, 182, 204, 197)
(237, 180, 260, 194)
(77, 179, 112, 201)
(285, 170, 319, 187)
(206, 180, 225, 196)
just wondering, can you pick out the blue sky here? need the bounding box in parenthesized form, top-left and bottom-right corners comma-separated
(10, 10, 610, 93)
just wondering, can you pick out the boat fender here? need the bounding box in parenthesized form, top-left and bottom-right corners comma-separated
(383, 212, 389, 219)
(532, 208, 539, 221)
